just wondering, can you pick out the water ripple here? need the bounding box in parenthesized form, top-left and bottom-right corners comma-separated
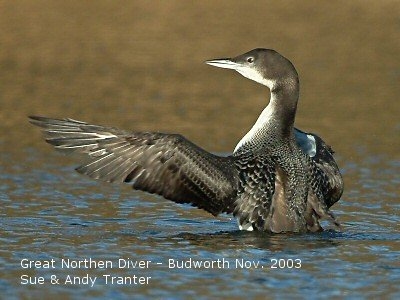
(1, 151, 399, 298)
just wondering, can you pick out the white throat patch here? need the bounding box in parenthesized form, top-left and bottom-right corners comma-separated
(236, 67, 276, 89)
(233, 95, 277, 153)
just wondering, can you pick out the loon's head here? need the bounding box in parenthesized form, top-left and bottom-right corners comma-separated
(206, 48, 298, 91)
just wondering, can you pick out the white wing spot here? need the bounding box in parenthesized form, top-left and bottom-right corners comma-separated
(294, 130, 316, 157)
(237, 219, 254, 231)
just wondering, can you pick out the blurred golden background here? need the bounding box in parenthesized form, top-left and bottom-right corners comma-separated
(1, 0, 399, 159)
(1, 4, 399, 298)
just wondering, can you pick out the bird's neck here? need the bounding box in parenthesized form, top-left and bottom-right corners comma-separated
(233, 78, 299, 154)
(269, 78, 299, 136)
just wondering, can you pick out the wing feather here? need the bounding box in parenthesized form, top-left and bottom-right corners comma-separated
(233, 153, 276, 231)
(294, 128, 344, 208)
(29, 116, 238, 215)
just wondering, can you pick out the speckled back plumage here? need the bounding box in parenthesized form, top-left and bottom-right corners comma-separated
(233, 151, 276, 230)
(232, 129, 340, 233)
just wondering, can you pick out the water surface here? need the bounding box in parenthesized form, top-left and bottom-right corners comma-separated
(1, 152, 399, 299)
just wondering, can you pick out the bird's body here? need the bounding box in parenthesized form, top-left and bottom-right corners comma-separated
(30, 48, 343, 233)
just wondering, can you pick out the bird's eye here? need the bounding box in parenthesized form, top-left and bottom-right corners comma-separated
(247, 57, 254, 63)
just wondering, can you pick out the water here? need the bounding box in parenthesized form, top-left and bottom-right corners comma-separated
(1, 151, 399, 299)
(1, 1, 399, 299)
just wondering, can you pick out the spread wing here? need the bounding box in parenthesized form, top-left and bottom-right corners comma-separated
(295, 128, 344, 208)
(294, 128, 343, 230)
(310, 134, 344, 207)
(29, 116, 239, 215)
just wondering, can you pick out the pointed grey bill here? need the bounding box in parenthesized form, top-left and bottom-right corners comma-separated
(206, 57, 270, 87)
(205, 58, 240, 70)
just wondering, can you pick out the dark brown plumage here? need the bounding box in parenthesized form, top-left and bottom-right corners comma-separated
(29, 48, 344, 233)
(29, 116, 238, 216)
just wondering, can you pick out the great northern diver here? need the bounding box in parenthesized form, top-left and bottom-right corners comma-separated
(29, 48, 343, 233)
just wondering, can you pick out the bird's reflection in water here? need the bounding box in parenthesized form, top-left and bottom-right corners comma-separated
(119, 228, 342, 252)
